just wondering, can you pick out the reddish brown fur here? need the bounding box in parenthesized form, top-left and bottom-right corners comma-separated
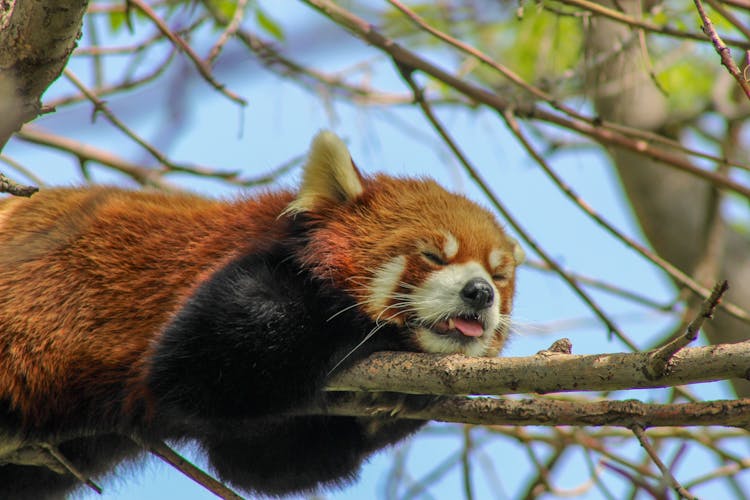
(0, 175, 518, 428)
(0, 187, 293, 428)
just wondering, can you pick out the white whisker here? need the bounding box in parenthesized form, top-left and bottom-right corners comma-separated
(327, 314, 398, 376)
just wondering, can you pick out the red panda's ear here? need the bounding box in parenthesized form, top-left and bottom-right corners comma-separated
(510, 237, 525, 265)
(284, 131, 364, 215)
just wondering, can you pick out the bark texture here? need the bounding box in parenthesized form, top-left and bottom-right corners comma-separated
(327, 343, 750, 396)
(0, 0, 88, 149)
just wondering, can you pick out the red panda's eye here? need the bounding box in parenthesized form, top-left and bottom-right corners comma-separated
(421, 251, 447, 266)
(492, 274, 508, 283)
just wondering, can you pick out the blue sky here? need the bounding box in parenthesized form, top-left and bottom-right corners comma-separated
(4, 2, 746, 498)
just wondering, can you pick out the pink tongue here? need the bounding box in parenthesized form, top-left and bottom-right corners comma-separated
(453, 317, 484, 337)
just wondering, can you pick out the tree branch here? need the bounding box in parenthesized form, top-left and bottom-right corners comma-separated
(0, 172, 38, 197)
(314, 393, 750, 428)
(631, 426, 696, 499)
(133, 437, 244, 500)
(647, 280, 729, 377)
(694, 0, 750, 101)
(326, 341, 750, 396)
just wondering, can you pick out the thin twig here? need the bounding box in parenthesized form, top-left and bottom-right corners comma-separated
(0, 155, 45, 186)
(647, 280, 729, 378)
(49, 47, 177, 109)
(500, 109, 750, 324)
(705, 0, 750, 40)
(127, 0, 246, 106)
(206, 0, 249, 65)
(203, 1, 412, 106)
(631, 426, 697, 499)
(387, 0, 572, 117)
(600, 460, 664, 498)
(134, 437, 245, 500)
(525, 259, 676, 312)
(15, 127, 167, 187)
(58, 73, 260, 184)
(39, 443, 103, 495)
(388, 0, 746, 171)
(520, 446, 566, 499)
(556, 0, 750, 49)
(302, 0, 750, 199)
(0, 172, 38, 197)
(461, 426, 474, 500)
(694, 0, 750, 101)
(719, 0, 750, 11)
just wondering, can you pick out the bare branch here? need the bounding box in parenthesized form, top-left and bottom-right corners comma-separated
(694, 0, 750, 101)
(316, 393, 750, 428)
(631, 426, 697, 499)
(39, 443, 102, 495)
(15, 127, 167, 187)
(134, 437, 245, 500)
(556, 0, 750, 49)
(326, 341, 750, 396)
(303, 0, 750, 201)
(647, 280, 729, 378)
(126, 0, 247, 106)
(0, 172, 38, 197)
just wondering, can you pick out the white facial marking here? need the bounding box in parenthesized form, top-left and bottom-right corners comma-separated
(409, 261, 501, 356)
(442, 231, 459, 261)
(490, 248, 516, 280)
(489, 248, 504, 271)
(367, 255, 406, 317)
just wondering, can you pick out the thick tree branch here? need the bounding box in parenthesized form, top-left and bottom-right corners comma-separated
(326, 341, 750, 396)
(314, 393, 750, 428)
(0, 0, 88, 150)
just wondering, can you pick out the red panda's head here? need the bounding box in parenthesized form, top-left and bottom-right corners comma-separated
(285, 131, 524, 357)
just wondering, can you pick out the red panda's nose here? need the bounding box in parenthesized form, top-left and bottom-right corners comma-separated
(460, 278, 494, 310)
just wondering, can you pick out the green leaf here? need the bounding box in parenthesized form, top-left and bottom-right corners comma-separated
(108, 11, 129, 33)
(255, 7, 284, 41)
(213, 0, 240, 21)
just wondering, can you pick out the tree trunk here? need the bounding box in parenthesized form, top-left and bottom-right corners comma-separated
(0, 0, 88, 150)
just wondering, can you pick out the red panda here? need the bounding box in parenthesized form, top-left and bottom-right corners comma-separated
(0, 131, 524, 498)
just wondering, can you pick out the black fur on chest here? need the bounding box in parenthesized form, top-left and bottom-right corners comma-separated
(147, 241, 410, 422)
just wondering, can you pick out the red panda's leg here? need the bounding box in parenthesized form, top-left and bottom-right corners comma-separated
(205, 416, 366, 495)
(147, 249, 399, 420)
(204, 416, 424, 495)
